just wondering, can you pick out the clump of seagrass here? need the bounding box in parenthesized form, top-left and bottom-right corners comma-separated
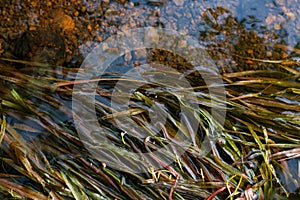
(0, 57, 299, 200)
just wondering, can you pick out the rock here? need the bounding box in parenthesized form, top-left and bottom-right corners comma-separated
(134, 49, 148, 60)
(285, 12, 295, 21)
(52, 9, 75, 32)
(144, 27, 159, 45)
(124, 52, 132, 62)
(274, 23, 281, 30)
(173, 0, 184, 7)
(13, 30, 66, 65)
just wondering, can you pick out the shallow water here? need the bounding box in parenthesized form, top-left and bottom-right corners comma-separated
(0, 0, 300, 199)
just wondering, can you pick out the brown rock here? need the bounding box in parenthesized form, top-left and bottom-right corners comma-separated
(52, 9, 75, 32)
(13, 30, 66, 65)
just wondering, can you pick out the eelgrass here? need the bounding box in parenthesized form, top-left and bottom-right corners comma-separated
(0, 57, 299, 200)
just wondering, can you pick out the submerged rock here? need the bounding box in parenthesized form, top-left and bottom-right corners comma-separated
(13, 30, 66, 66)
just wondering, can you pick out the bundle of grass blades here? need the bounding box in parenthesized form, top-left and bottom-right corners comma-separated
(220, 64, 300, 199)
(0, 56, 299, 200)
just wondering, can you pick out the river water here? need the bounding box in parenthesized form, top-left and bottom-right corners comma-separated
(0, 0, 300, 199)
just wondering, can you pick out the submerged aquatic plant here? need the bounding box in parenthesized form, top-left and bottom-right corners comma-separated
(0, 52, 299, 200)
